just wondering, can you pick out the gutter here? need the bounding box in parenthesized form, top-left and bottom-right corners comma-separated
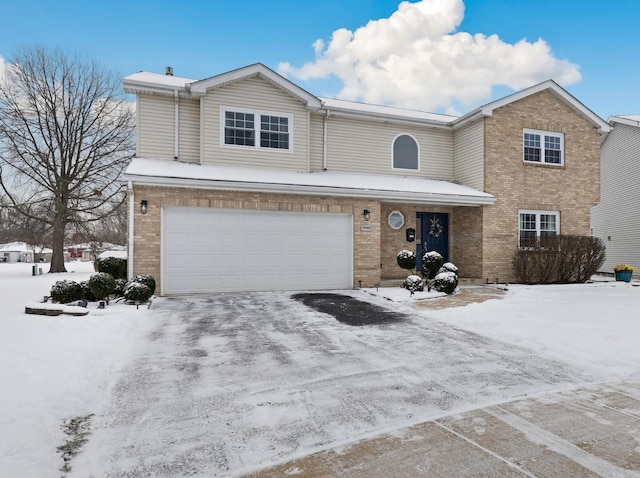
(174, 90, 179, 159)
(323, 109, 330, 170)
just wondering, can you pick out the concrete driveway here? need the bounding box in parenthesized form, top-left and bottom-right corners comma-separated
(70, 291, 637, 477)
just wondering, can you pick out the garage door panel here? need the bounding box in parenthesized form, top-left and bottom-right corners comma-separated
(163, 208, 352, 294)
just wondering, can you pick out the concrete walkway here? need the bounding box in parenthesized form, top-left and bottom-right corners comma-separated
(247, 380, 640, 477)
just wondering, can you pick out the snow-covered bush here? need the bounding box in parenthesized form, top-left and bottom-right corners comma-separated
(131, 274, 156, 296)
(404, 274, 424, 292)
(438, 262, 459, 275)
(113, 278, 128, 298)
(123, 281, 153, 303)
(80, 280, 96, 302)
(431, 271, 459, 294)
(421, 251, 444, 279)
(396, 250, 416, 272)
(50, 280, 84, 304)
(97, 256, 127, 280)
(88, 272, 116, 301)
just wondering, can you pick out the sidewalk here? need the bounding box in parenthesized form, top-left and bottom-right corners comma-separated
(246, 380, 640, 477)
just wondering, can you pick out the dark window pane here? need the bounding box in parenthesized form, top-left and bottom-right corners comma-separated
(393, 135, 418, 169)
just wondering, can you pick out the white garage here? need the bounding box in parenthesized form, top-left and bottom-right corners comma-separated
(162, 207, 353, 294)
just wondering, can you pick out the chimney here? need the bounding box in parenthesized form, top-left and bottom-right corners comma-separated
(166, 66, 174, 76)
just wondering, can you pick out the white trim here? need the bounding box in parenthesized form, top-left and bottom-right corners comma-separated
(523, 128, 565, 166)
(220, 106, 293, 153)
(391, 133, 420, 171)
(608, 115, 640, 128)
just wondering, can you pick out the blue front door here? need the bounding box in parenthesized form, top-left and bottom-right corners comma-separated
(416, 212, 449, 272)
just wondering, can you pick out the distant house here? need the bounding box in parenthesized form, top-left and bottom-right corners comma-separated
(122, 63, 610, 295)
(0, 242, 52, 263)
(591, 115, 640, 275)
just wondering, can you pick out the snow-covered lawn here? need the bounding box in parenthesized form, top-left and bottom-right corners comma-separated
(428, 281, 640, 378)
(1, 264, 640, 477)
(0, 262, 155, 477)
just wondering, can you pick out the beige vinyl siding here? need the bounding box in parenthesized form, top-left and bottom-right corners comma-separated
(201, 77, 309, 171)
(453, 119, 484, 190)
(178, 98, 200, 162)
(324, 116, 453, 179)
(137, 94, 175, 159)
(309, 114, 325, 171)
(592, 122, 640, 273)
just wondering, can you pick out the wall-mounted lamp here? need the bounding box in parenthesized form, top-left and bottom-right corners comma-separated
(140, 200, 148, 215)
(363, 209, 371, 221)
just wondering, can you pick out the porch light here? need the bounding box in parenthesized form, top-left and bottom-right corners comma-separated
(140, 200, 148, 214)
(363, 209, 371, 221)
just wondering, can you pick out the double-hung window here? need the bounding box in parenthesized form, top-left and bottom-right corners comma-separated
(519, 210, 559, 247)
(523, 129, 563, 165)
(223, 108, 291, 151)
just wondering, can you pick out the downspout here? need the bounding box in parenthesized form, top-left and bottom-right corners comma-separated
(127, 180, 134, 279)
(323, 109, 330, 170)
(174, 89, 179, 159)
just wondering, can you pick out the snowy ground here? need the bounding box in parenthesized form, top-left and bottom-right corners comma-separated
(0, 262, 155, 477)
(1, 264, 640, 477)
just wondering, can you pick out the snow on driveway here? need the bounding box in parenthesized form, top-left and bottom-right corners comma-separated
(71, 291, 596, 477)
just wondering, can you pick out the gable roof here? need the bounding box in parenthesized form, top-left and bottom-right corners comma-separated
(189, 63, 322, 108)
(454, 80, 611, 133)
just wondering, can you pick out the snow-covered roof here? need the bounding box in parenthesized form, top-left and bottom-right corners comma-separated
(320, 97, 457, 125)
(97, 250, 127, 260)
(122, 65, 610, 133)
(0, 242, 52, 253)
(122, 71, 197, 95)
(124, 158, 495, 207)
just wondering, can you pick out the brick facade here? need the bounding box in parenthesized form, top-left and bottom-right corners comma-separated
(131, 185, 382, 293)
(482, 90, 601, 282)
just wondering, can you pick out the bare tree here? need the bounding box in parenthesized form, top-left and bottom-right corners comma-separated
(0, 46, 134, 272)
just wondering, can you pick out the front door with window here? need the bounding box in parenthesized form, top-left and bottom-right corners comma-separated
(416, 212, 449, 272)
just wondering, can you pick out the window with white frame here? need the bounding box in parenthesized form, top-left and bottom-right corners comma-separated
(519, 210, 559, 247)
(392, 134, 419, 170)
(523, 129, 563, 165)
(223, 108, 290, 150)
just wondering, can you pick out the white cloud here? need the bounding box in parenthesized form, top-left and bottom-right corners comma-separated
(278, 0, 580, 112)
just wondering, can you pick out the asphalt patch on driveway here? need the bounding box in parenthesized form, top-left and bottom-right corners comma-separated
(292, 293, 406, 326)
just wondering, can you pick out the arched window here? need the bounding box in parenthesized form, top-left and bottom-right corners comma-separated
(393, 134, 419, 170)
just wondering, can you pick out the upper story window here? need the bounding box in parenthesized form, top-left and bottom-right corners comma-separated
(223, 108, 291, 151)
(523, 129, 564, 165)
(392, 134, 419, 170)
(519, 210, 559, 247)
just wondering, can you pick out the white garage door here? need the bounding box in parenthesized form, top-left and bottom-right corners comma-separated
(162, 207, 353, 294)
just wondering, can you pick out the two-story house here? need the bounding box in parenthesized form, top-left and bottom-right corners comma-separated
(122, 63, 609, 295)
(591, 115, 640, 275)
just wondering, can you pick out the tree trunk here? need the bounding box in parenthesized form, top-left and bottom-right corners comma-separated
(49, 215, 67, 273)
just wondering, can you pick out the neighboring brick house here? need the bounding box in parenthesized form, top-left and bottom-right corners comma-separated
(591, 115, 640, 275)
(122, 63, 609, 295)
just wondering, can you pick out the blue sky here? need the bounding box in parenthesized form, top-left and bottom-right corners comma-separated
(1, 0, 638, 118)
